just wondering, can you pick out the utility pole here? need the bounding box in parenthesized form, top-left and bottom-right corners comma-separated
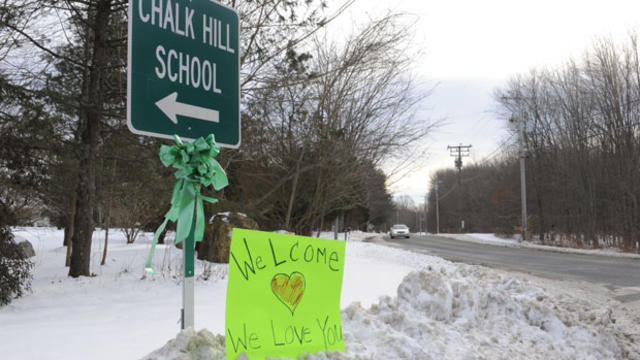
(447, 144, 471, 171)
(447, 144, 471, 232)
(435, 177, 440, 234)
(510, 115, 527, 241)
(424, 194, 428, 234)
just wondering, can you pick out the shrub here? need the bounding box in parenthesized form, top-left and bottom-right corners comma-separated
(0, 226, 33, 306)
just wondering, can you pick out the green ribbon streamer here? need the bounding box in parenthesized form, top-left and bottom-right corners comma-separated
(145, 134, 229, 274)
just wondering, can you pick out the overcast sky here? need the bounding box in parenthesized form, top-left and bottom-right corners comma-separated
(327, 0, 640, 205)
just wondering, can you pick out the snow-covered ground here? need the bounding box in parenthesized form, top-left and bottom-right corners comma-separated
(1, 227, 638, 359)
(440, 233, 640, 259)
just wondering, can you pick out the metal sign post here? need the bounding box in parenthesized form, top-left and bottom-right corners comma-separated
(182, 223, 196, 329)
(127, 0, 239, 330)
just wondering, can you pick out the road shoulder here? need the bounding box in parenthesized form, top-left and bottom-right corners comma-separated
(437, 233, 640, 259)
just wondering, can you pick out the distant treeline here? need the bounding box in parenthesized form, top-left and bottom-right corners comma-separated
(429, 35, 640, 250)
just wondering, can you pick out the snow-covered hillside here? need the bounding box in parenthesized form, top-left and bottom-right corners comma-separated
(1, 228, 638, 359)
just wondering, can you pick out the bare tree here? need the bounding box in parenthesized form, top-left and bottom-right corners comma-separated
(233, 14, 435, 234)
(473, 33, 640, 249)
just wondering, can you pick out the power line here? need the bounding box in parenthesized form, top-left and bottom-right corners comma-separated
(475, 134, 517, 164)
(432, 136, 515, 199)
(447, 144, 472, 170)
(437, 182, 458, 201)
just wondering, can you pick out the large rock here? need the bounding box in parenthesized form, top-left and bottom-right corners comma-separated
(197, 212, 258, 263)
(15, 237, 35, 258)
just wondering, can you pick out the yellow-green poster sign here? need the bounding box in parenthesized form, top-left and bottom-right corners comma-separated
(225, 229, 346, 359)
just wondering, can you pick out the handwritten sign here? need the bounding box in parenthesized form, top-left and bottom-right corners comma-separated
(225, 229, 346, 359)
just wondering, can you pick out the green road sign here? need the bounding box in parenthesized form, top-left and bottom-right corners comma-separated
(127, 0, 240, 147)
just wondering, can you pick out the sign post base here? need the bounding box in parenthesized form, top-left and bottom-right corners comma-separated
(182, 223, 196, 330)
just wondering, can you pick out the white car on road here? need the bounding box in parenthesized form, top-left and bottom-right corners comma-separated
(390, 224, 410, 239)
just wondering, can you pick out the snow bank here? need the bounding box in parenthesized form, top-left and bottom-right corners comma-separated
(442, 233, 640, 259)
(145, 264, 634, 359)
(342, 266, 628, 359)
(314, 231, 379, 243)
(143, 328, 226, 360)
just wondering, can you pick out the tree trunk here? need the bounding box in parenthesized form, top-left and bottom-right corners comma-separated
(101, 159, 116, 266)
(69, 0, 113, 277)
(101, 212, 109, 266)
(63, 192, 76, 246)
(284, 149, 305, 231)
(63, 227, 70, 247)
(64, 192, 77, 267)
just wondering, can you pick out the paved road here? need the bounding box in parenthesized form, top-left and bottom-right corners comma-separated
(386, 234, 640, 302)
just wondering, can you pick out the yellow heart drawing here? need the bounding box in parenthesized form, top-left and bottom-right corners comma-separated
(271, 272, 305, 315)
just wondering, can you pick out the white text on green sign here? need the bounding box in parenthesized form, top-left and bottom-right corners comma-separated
(127, 0, 240, 146)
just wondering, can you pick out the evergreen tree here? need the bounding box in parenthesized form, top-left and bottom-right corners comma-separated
(0, 226, 33, 306)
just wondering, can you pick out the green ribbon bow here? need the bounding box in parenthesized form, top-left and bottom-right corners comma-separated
(145, 134, 229, 274)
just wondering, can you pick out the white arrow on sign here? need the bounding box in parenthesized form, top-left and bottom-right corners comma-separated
(155, 92, 219, 124)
